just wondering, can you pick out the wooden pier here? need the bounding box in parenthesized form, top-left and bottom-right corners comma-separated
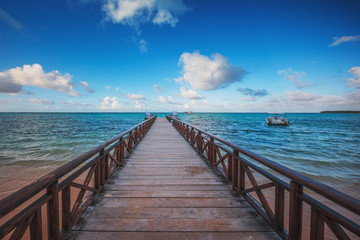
(67, 118, 279, 239)
(0, 115, 359, 240)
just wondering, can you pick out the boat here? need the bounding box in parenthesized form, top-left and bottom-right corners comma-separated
(266, 113, 290, 126)
(185, 111, 194, 115)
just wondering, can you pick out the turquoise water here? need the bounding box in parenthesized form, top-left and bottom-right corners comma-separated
(0, 112, 359, 196)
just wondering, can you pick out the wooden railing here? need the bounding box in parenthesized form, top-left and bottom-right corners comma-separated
(166, 115, 360, 240)
(0, 115, 156, 240)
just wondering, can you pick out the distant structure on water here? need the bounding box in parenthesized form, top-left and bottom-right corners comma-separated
(320, 110, 360, 113)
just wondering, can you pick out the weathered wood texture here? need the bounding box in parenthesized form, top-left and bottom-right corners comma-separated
(67, 118, 280, 240)
(168, 115, 360, 240)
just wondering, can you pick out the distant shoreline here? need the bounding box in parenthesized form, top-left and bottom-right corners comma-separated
(320, 111, 360, 113)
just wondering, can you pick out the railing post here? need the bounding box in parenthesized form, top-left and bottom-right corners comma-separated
(232, 150, 239, 192)
(104, 152, 109, 183)
(275, 185, 285, 233)
(239, 159, 245, 191)
(289, 181, 303, 240)
(128, 132, 133, 152)
(94, 152, 101, 191)
(310, 207, 324, 240)
(47, 181, 59, 240)
(208, 137, 211, 161)
(30, 208, 42, 240)
(211, 138, 216, 165)
(61, 185, 71, 231)
(191, 128, 194, 143)
(99, 149, 105, 189)
(119, 137, 124, 163)
(228, 154, 232, 181)
(197, 132, 202, 153)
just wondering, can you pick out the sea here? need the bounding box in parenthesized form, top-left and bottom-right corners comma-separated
(0, 112, 359, 199)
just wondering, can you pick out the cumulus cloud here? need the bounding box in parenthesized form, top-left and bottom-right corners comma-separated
(62, 100, 91, 106)
(346, 66, 360, 88)
(153, 9, 178, 27)
(278, 68, 314, 89)
(139, 39, 148, 53)
(99, 96, 121, 109)
(79, 81, 95, 93)
(283, 91, 318, 102)
(0, 8, 23, 31)
(237, 88, 269, 97)
(127, 93, 145, 100)
(106, 86, 111, 89)
(0, 64, 79, 96)
(178, 87, 202, 99)
(25, 98, 55, 105)
(329, 35, 360, 47)
(158, 95, 180, 105)
(153, 84, 163, 92)
(115, 87, 120, 91)
(178, 51, 247, 90)
(103, 0, 187, 28)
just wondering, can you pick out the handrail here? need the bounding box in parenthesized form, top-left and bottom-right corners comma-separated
(167, 115, 360, 240)
(0, 115, 157, 240)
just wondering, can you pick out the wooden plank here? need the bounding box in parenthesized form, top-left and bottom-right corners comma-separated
(91, 197, 247, 208)
(67, 118, 279, 240)
(72, 218, 272, 232)
(110, 179, 224, 185)
(81, 207, 259, 219)
(67, 231, 281, 240)
(99, 190, 233, 198)
(114, 175, 218, 180)
(106, 184, 228, 191)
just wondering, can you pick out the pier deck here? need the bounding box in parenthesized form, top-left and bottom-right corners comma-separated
(67, 118, 279, 239)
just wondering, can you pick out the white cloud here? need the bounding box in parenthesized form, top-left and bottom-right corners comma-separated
(283, 91, 318, 102)
(153, 9, 177, 27)
(0, 64, 79, 96)
(278, 68, 314, 89)
(153, 84, 163, 92)
(62, 100, 91, 106)
(103, 0, 187, 28)
(106, 86, 111, 89)
(127, 93, 145, 100)
(158, 95, 179, 105)
(25, 98, 55, 105)
(99, 96, 121, 109)
(0, 8, 23, 31)
(346, 66, 360, 88)
(329, 35, 360, 47)
(79, 81, 95, 93)
(178, 51, 247, 90)
(115, 87, 120, 91)
(178, 87, 202, 99)
(139, 39, 148, 53)
(174, 77, 183, 83)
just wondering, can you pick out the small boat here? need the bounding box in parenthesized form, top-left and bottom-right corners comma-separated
(185, 111, 194, 115)
(266, 113, 290, 126)
(144, 111, 152, 120)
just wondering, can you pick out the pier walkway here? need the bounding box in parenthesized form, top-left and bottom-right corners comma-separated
(67, 118, 279, 239)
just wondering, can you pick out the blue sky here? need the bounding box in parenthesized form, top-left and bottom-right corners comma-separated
(0, 0, 359, 112)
